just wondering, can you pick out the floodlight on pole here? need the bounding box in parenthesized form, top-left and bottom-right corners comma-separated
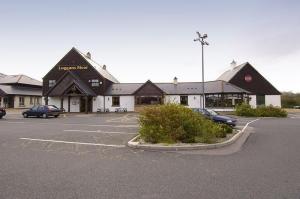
(194, 32, 209, 109)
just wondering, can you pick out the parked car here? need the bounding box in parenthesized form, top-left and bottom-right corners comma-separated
(0, 107, 6, 119)
(193, 108, 237, 127)
(22, 105, 61, 118)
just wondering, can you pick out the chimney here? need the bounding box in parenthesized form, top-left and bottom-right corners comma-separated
(230, 60, 237, 69)
(103, 65, 106, 70)
(86, 52, 91, 59)
(173, 77, 178, 85)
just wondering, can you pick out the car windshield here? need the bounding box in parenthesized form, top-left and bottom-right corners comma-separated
(206, 109, 218, 116)
(47, 105, 59, 110)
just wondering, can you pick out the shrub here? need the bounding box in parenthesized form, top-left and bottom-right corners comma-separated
(235, 103, 287, 117)
(139, 104, 223, 144)
(215, 124, 233, 138)
(235, 103, 256, 117)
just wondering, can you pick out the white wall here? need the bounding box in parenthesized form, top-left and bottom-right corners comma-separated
(188, 95, 203, 108)
(249, 95, 257, 108)
(164, 95, 204, 108)
(105, 96, 135, 112)
(265, 95, 281, 107)
(164, 95, 180, 104)
(48, 97, 61, 108)
(92, 96, 104, 112)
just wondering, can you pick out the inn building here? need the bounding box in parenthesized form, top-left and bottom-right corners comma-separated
(42, 48, 281, 113)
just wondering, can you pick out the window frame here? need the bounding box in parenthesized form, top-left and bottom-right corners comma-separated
(180, 95, 188, 106)
(49, 80, 56, 88)
(112, 96, 120, 107)
(19, 96, 25, 106)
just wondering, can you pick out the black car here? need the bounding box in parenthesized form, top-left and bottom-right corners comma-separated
(0, 107, 6, 119)
(22, 105, 61, 118)
(193, 108, 237, 127)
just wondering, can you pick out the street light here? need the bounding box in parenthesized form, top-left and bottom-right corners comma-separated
(194, 32, 209, 109)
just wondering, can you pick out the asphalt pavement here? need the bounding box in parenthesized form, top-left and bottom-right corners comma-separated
(0, 113, 299, 199)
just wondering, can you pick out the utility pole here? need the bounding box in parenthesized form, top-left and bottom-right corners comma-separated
(194, 32, 209, 109)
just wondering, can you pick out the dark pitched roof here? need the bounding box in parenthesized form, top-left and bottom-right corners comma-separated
(105, 80, 249, 95)
(46, 71, 96, 96)
(0, 74, 42, 87)
(217, 62, 281, 95)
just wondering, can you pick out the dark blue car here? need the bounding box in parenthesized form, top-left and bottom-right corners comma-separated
(193, 108, 237, 127)
(0, 107, 6, 119)
(22, 105, 61, 118)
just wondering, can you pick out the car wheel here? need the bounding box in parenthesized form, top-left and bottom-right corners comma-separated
(42, 113, 48, 119)
(0, 116, 2, 119)
(23, 113, 28, 118)
(54, 115, 59, 118)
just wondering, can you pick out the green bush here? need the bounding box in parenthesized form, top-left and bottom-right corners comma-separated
(139, 104, 227, 144)
(235, 103, 287, 117)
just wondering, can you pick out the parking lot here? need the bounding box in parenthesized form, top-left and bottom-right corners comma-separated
(1, 112, 299, 199)
(0, 113, 140, 155)
(0, 112, 255, 155)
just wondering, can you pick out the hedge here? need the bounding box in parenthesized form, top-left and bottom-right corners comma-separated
(235, 103, 287, 117)
(138, 104, 233, 144)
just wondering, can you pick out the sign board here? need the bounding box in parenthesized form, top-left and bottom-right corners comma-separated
(58, 65, 88, 71)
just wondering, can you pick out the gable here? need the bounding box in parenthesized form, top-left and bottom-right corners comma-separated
(229, 63, 281, 95)
(43, 48, 110, 96)
(46, 72, 96, 97)
(133, 80, 164, 96)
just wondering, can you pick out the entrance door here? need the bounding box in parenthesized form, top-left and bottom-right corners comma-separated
(80, 96, 93, 112)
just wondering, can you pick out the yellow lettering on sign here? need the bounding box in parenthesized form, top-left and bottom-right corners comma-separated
(58, 66, 88, 71)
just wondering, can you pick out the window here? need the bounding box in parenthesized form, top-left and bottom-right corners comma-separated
(135, 96, 162, 105)
(256, 95, 265, 106)
(180, 96, 188, 106)
(30, 97, 33, 105)
(49, 80, 56, 87)
(89, 79, 100, 87)
(19, 96, 25, 106)
(112, 96, 120, 106)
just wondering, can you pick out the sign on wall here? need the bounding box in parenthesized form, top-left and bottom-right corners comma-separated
(58, 65, 88, 71)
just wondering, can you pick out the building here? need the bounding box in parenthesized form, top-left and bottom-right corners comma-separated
(43, 48, 252, 113)
(0, 74, 42, 108)
(217, 61, 281, 108)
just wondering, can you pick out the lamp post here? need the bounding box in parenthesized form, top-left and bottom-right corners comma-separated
(194, 32, 209, 109)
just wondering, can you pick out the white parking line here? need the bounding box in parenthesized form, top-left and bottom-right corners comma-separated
(241, 119, 260, 132)
(63, 124, 139, 128)
(64, 130, 137, 134)
(19, 138, 125, 148)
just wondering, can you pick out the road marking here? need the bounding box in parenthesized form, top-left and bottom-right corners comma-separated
(19, 138, 125, 148)
(1, 121, 138, 128)
(64, 129, 137, 134)
(63, 123, 139, 128)
(241, 119, 260, 132)
(5, 121, 26, 124)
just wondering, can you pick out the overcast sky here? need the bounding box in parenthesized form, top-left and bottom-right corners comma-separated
(0, 0, 299, 92)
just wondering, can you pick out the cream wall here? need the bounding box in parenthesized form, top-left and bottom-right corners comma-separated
(13, 96, 42, 109)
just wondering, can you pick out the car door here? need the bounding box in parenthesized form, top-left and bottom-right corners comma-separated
(28, 106, 38, 117)
(37, 106, 45, 117)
